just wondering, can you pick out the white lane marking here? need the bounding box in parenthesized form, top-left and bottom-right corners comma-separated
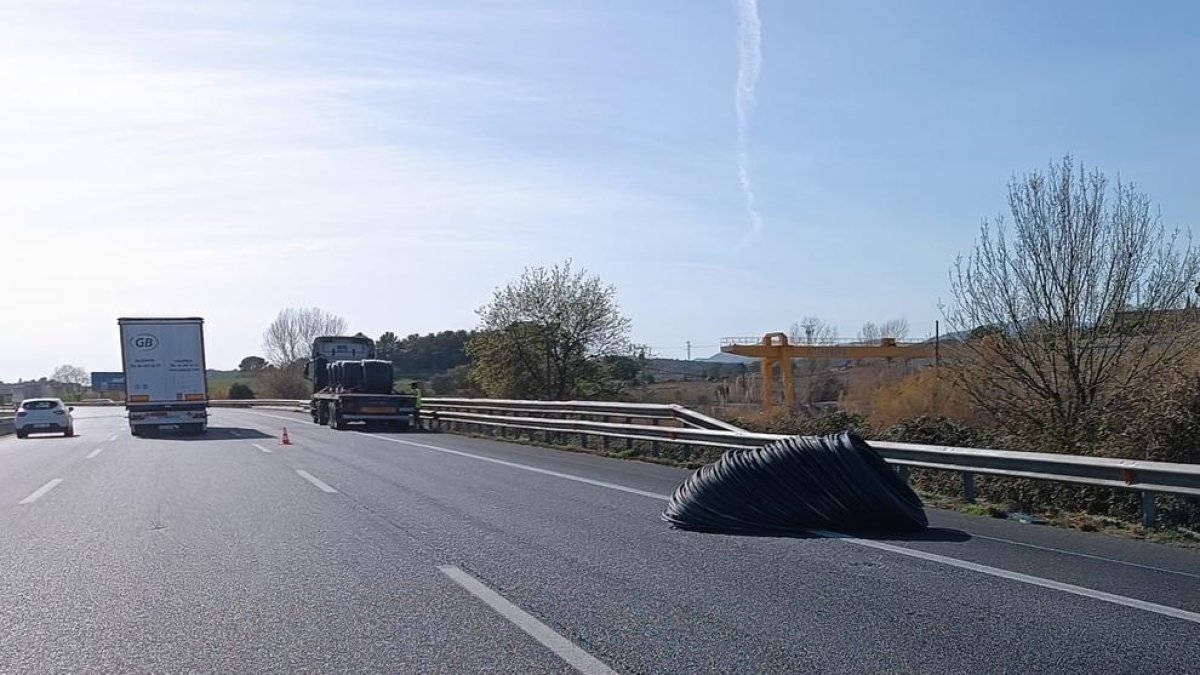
(363, 433, 670, 500)
(242, 409, 1200, 624)
(295, 469, 337, 493)
(439, 566, 618, 675)
(86, 446, 105, 459)
(252, 443, 273, 454)
(108, 434, 118, 442)
(812, 530, 1200, 625)
(20, 479, 64, 504)
(970, 533, 1200, 580)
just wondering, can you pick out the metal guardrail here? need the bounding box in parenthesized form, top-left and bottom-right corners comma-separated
(425, 397, 746, 433)
(11, 398, 1196, 526)
(414, 398, 1199, 528)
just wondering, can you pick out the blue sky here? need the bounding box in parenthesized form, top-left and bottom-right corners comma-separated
(2, 0, 1198, 379)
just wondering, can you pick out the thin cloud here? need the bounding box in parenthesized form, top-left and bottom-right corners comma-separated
(0, 7, 698, 378)
(734, 0, 763, 240)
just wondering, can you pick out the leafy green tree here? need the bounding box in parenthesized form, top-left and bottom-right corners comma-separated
(228, 382, 256, 399)
(429, 365, 479, 396)
(468, 261, 631, 399)
(391, 330, 474, 376)
(238, 356, 267, 372)
(376, 332, 400, 361)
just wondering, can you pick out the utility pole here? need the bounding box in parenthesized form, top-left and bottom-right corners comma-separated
(934, 320, 940, 369)
(686, 341, 692, 360)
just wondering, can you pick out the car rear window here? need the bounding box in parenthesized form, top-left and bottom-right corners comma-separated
(22, 400, 59, 410)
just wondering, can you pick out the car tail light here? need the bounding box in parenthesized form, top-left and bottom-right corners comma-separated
(16, 411, 27, 417)
(54, 410, 65, 415)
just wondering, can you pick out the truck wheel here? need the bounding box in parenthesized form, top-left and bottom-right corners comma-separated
(330, 410, 347, 431)
(64, 427, 74, 438)
(16, 430, 27, 439)
(317, 403, 330, 425)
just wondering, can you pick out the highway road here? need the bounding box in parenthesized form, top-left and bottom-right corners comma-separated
(1, 407, 1197, 674)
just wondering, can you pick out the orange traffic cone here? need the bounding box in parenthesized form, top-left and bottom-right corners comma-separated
(281, 427, 292, 445)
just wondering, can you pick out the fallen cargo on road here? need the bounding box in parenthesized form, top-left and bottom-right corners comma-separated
(662, 433, 928, 534)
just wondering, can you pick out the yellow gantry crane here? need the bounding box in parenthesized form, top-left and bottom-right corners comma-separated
(721, 332, 939, 410)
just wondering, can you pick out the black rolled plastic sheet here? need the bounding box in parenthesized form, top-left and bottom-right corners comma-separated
(662, 433, 927, 534)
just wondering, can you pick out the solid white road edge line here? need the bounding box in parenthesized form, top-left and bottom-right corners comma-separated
(363, 433, 669, 500)
(86, 446, 105, 459)
(20, 479, 64, 504)
(232, 409, 1200, 623)
(969, 532, 1200, 580)
(366, 432, 1200, 625)
(811, 530, 1200, 625)
(252, 443, 273, 453)
(295, 469, 337, 493)
(438, 565, 618, 675)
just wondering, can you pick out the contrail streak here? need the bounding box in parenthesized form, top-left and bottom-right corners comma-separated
(735, 0, 762, 238)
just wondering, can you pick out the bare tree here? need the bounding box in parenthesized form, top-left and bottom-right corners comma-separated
(468, 260, 632, 399)
(262, 307, 347, 366)
(879, 317, 910, 339)
(51, 365, 90, 387)
(858, 317, 909, 343)
(858, 322, 881, 343)
(946, 157, 1200, 452)
(789, 316, 838, 345)
(787, 317, 840, 406)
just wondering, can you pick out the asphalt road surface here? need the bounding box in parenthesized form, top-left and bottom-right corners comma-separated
(1, 407, 1197, 674)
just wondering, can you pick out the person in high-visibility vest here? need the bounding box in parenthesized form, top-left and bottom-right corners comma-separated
(409, 381, 422, 429)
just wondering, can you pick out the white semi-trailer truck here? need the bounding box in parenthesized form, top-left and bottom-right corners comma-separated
(119, 317, 209, 436)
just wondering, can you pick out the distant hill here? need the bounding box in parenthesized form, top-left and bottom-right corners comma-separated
(644, 358, 749, 381)
(699, 351, 758, 364)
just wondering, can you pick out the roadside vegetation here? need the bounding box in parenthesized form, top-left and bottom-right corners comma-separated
(186, 158, 1200, 536)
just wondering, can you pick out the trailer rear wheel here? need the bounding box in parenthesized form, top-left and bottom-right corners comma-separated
(316, 402, 330, 425)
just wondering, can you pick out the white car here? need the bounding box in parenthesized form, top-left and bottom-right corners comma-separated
(14, 398, 75, 438)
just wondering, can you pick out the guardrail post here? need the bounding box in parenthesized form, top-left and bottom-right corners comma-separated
(961, 472, 976, 504)
(600, 417, 609, 451)
(1141, 491, 1157, 529)
(625, 418, 633, 451)
(581, 433, 589, 449)
(896, 465, 909, 483)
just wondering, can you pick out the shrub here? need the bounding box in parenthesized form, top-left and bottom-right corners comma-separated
(228, 383, 255, 400)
